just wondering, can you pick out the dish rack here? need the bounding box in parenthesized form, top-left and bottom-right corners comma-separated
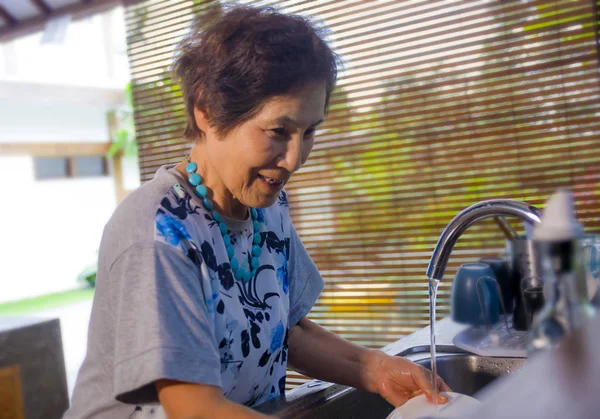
(453, 315, 529, 358)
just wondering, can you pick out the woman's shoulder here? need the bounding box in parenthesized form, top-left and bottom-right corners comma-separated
(101, 166, 200, 257)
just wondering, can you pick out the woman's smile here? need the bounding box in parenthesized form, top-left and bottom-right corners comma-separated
(257, 173, 286, 193)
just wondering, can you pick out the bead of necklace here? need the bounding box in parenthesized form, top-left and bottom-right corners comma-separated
(185, 160, 262, 283)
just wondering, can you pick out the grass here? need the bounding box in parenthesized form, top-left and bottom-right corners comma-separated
(0, 288, 95, 316)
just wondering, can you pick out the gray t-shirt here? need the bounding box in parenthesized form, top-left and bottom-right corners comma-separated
(64, 165, 323, 419)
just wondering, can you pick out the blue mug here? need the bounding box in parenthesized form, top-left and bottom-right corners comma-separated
(451, 263, 501, 326)
(478, 257, 514, 313)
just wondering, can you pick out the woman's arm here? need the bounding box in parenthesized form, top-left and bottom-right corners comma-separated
(287, 317, 375, 391)
(156, 380, 276, 419)
(287, 317, 450, 407)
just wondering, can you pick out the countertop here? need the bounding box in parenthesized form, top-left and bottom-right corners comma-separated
(0, 315, 58, 332)
(379, 317, 468, 357)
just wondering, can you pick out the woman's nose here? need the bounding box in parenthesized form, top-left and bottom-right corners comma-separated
(278, 137, 303, 173)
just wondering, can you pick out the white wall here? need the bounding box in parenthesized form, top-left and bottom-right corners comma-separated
(0, 101, 112, 143)
(0, 156, 116, 303)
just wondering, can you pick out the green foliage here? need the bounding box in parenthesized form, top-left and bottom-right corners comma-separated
(77, 264, 97, 288)
(0, 289, 95, 316)
(107, 82, 138, 158)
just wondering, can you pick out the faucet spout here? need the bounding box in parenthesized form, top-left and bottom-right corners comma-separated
(426, 199, 542, 282)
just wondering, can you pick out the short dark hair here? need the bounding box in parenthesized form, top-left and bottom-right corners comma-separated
(172, 4, 338, 140)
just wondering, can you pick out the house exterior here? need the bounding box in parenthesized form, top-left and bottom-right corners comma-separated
(0, 7, 135, 303)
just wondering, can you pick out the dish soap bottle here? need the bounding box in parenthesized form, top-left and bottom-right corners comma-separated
(527, 190, 596, 355)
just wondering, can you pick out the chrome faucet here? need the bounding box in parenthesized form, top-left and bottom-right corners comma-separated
(426, 199, 543, 281)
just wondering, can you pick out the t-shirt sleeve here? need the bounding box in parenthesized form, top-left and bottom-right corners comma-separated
(110, 241, 221, 404)
(287, 224, 324, 328)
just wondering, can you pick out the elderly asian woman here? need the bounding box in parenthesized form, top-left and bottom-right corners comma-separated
(64, 5, 449, 419)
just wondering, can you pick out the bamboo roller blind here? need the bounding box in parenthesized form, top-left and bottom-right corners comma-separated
(125, 0, 600, 390)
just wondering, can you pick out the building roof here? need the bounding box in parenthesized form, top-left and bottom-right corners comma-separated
(0, 0, 143, 42)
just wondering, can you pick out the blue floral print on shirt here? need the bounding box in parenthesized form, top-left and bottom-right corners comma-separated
(269, 322, 285, 353)
(155, 210, 191, 247)
(154, 183, 291, 407)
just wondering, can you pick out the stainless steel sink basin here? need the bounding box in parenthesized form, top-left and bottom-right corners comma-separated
(255, 352, 526, 419)
(415, 355, 525, 397)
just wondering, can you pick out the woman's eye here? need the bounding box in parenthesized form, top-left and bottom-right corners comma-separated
(272, 128, 287, 137)
(304, 129, 315, 137)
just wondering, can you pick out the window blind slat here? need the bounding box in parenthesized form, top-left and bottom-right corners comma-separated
(131, 67, 598, 129)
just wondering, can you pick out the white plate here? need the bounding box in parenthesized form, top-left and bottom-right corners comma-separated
(386, 392, 481, 419)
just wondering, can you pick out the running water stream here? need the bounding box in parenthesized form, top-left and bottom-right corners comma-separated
(428, 277, 440, 408)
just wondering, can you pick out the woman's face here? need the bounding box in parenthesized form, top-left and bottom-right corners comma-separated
(195, 82, 326, 218)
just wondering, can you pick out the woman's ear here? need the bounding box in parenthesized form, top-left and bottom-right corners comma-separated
(193, 107, 210, 134)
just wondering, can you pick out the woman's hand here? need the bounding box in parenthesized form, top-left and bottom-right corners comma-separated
(362, 350, 451, 407)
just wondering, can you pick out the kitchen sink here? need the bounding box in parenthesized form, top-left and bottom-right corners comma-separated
(255, 352, 526, 419)
(415, 355, 525, 397)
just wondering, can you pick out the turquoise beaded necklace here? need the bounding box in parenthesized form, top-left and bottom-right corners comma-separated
(185, 158, 263, 283)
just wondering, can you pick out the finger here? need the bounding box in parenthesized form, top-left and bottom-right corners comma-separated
(413, 367, 448, 404)
(438, 376, 452, 392)
(410, 389, 424, 398)
(408, 389, 424, 403)
(428, 386, 448, 404)
(381, 381, 411, 408)
(432, 377, 449, 403)
(435, 389, 449, 404)
(412, 367, 437, 403)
